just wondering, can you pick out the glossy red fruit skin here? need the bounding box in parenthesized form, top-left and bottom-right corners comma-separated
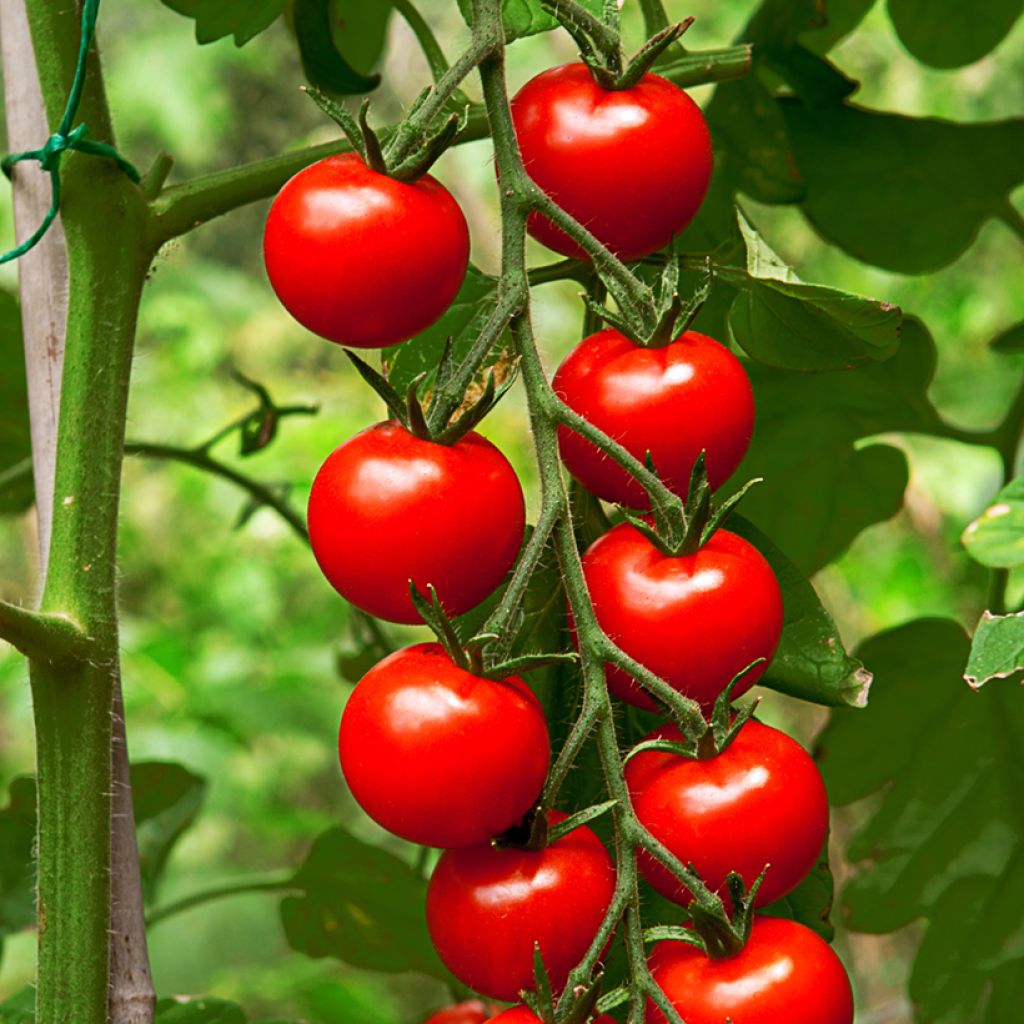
(581, 524, 783, 710)
(339, 643, 551, 848)
(510, 63, 713, 261)
(489, 1010, 617, 1024)
(626, 720, 828, 908)
(553, 328, 754, 508)
(307, 421, 525, 623)
(646, 918, 855, 1024)
(426, 811, 616, 1001)
(423, 1001, 493, 1024)
(263, 153, 470, 347)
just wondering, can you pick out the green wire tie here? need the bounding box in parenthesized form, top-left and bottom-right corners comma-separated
(0, 0, 140, 266)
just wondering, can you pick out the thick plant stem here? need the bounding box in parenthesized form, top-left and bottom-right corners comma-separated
(17, 2, 155, 1021)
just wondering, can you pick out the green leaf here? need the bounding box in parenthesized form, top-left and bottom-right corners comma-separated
(965, 612, 1024, 689)
(456, 0, 604, 42)
(724, 212, 902, 371)
(818, 618, 1024, 1022)
(384, 267, 499, 394)
(780, 98, 1024, 273)
(0, 290, 33, 517)
(281, 826, 447, 978)
(155, 997, 248, 1024)
(0, 987, 35, 1024)
(800, 0, 877, 53)
(760, 840, 835, 940)
(736, 317, 942, 573)
(132, 762, 208, 903)
(160, 0, 287, 45)
(330, 0, 394, 77)
(887, 0, 1023, 69)
(728, 517, 871, 708)
(962, 476, 1024, 569)
(991, 322, 1024, 353)
(294, 0, 382, 95)
(0, 778, 38, 943)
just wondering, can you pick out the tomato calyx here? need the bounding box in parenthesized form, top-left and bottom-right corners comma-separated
(539, 0, 694, 91)
(520, 944, 606, 1024)
(409, 581, 578, 682)
(344, 349, 515, 447)
(304, 86, 463, 183)
(493, 800, 617, 855)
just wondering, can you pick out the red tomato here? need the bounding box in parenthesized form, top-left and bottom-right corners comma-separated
(580, 524, 783, 709)
(510, 63, 712, 261)
(263, 153, 469, 347)
(426, 811, 616, 1000)
(307, 421, 525, 623)
(553, 328, 754, 508)
(646, 917, 854, 1024)
(339, 643, 550, 848)
(422, 1001, 500, 1024)
(626, 720, 828, 908)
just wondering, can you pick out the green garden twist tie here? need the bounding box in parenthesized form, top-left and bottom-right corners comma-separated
(0, 0, 140, 266)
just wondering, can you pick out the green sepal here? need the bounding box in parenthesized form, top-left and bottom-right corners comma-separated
(617, 18, 693, 90)
(407, 582, 469, 670)
(622, 737, 697, 767)
(546, 799, 618, 843)
(343, 350, 407, 423)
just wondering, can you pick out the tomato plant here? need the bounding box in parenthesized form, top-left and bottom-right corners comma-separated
(647, 917, 855, 1024)
(511, 63, 713, 261)
(626, 719, 829, 907)
(338, 642, 550, 848)
(554, 328, 755, 507)
(425, 812, 616, 1000)
(422, 1000, 499, 1024)
(580, 522, 784, 708)
(307, 421, 525, 623)
(263, 153, 470, 347)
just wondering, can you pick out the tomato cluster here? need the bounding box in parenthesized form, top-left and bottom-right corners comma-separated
(263, 50, 852, 1024)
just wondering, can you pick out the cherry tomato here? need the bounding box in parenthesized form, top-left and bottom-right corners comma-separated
(339, 643, 550, 848)
(426, 811, 616, 1000)
(580, 524, 783, 709)
(553, 328, 754, 508)
(422, 1001, 500, 1024)
(308, 421, 525, 623)
(647, 917, 854, 1024)
(264, 153, 470, 347)
(626, 720, 828, 908)
(510, 63, 713, 261)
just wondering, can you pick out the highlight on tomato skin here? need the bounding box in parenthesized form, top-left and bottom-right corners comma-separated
(580, 523, 784, 710)
(510, 62, 713, 262)
(553, 328, 755, 508)
(307, 420, 526, 624)
(263, 152, 470, 347)
(626, 719, 829, 908)
(646, 917, 855, 1024)
(338, 642, 551, 849)
(425, 810, 617, 1001)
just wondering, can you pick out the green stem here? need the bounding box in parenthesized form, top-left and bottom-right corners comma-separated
(21, 2, 154, 1020)
(393, 0, 451, 81)
(125, 441, 309, 543)
(638, 0, 671, 35)
(145, 871, 296, 928)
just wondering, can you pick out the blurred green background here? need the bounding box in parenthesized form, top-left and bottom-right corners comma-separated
(1, 1, 1022, 1022)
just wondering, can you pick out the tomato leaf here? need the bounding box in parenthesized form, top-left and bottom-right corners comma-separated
(0, 987, 35, 1024)
(734, 317, 944, 573)
(280, 825, 448, 979)
(817, 618, 1024, 1022)
(456, 0, 604, 42)
(132, 762, 208, 903)
(160, 0, 287, 46)
(723, 211, 902, 371)
(964, 611, 1024, 689)
(990, 322, 1024, 354)
(155, 997, 248, 1024)
(780, 99, 1024, 273)
(760, 840, 835, 941)
(384, 267, 499, 394)
(887, 0, 1023, 70)
(727, 517, 871, 708)
(962, 475, 1024, 569)
(0, 779, 38, 946)
(0, 290, 33, 517)
(294, 0, 382, 95)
